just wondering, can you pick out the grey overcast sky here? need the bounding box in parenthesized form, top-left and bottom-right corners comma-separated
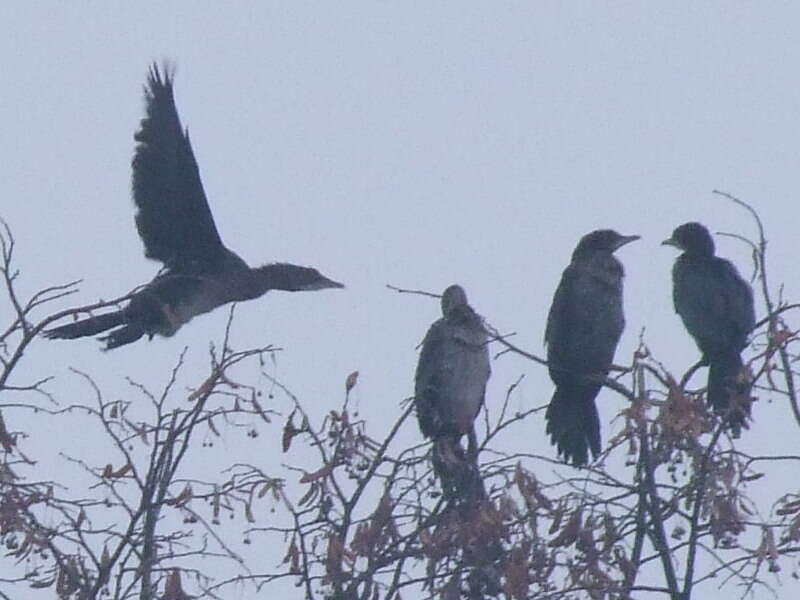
(2, 3, 800, 598)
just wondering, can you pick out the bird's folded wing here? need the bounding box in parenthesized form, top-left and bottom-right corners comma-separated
(414, 320, 447, 437)
(717, 259, 756, 337)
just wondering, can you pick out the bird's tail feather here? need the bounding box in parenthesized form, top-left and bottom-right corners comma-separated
(99, 324, 147, 350)
(545, 383, 601, 467)
(43, 311, 125, 340)
(432, 436, 486, 506)
(707, 353, 750, 436)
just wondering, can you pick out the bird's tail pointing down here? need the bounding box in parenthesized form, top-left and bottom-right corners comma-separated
(432, 436, 486, 506)
(707, 353, 750, 436)
(545, 383, 602, 467)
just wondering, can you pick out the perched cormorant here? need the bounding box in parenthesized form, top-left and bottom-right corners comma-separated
(545, 229, 640, 467)
(662, 222, 755, 433)
(44, 64, 342, 350)
(414, 285, 490, 502)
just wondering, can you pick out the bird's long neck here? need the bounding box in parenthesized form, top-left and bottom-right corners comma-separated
(684, 235, 715, 259)
(574, 252, 624, 280)
(446, 305, 483, 328)
(680, 247, 715, 264)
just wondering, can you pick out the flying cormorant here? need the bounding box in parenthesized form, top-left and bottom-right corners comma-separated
(414, 285, 490, 502)
(545, 229, 640, 467)
(662, 222, 755, 433)
(44, 64, 342, 350)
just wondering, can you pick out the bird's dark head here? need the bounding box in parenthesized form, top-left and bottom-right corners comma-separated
(573, 229, 640, 259)
(441, 284, 469, 317)
(662, 222, 715, 256)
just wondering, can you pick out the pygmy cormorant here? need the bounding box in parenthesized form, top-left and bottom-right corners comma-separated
(662, 222, 755, 433)
(44, 64, 342, 350)
(414, 285, 490, 502)
(545, 229, 640, 467)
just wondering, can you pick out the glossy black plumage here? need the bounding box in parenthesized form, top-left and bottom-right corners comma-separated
(545, 230, 639, 466)
(44, 64, 342, 350)
(663, 222, 755, 433)
(414, 285, 490, 502)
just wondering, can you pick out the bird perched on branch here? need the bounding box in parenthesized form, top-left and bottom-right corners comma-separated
(663, 222, 755, 434)
(44, 64, 342, 350)
(414, 285, 491, 503)
(545, 229, 640, 467)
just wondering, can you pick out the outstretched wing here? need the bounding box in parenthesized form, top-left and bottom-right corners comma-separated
(132, 63, 226, 271)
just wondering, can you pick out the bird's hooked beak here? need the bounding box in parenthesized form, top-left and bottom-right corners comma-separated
(309, 276, 345, 291)
(615, 234, 641, 250)
(661, 237, 680, 249)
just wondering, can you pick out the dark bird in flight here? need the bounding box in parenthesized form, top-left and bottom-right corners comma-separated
(663, 222, 755, 434)
(414, 285, 491, 502)
(44, 64, 342, 350)
(545, 229, 640, 467)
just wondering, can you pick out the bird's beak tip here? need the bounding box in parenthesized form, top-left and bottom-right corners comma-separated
(304, 277, 344, 291)
(618, 234, 641, 248)
(661, 238, 677, 247)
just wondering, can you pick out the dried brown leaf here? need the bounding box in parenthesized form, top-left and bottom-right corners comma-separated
(245, 501, 255, 523)
(326, 533, 344, 577)
(0, 412, 15, 453)
(212, 485, 221, 521)
(282, 537, 301, 574)
(282, 411, 297, 453)
(345, 371, 359, 393)
(252, 396, 271, 423)
(188, 375, 215, 402)
(549, 510, 582, 548)
(765, 527, 779, 561)
(111, 463, 132, 479)
(258, 481, 272, 498)
(777, 499, 800, 516)
(788, 514, 800, 542)
(300, 461, 335, 484)
(548, 503, 565, 535)
(168, 483, 193, 507)
(503, 548, 530, 600)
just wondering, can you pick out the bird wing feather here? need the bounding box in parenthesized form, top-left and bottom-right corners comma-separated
(414, 318, 489, 438)
(546, 264, 622, 379)
(673, 257, 754, 354)
(131, 64, 226, 272)
(414, 320, 448, 438)
(719, 259, 756, 341)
